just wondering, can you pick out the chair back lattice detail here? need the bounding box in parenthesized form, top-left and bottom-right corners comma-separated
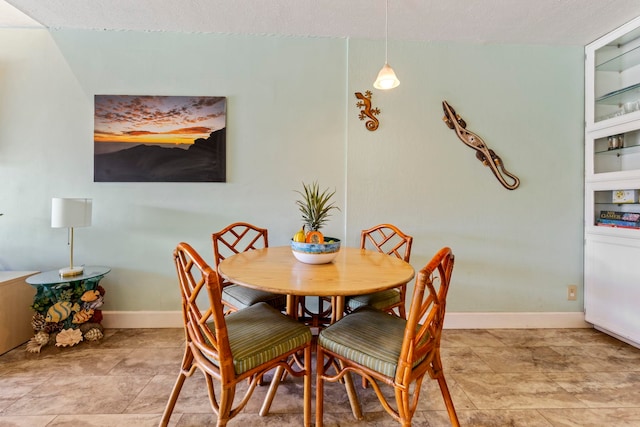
(354, 223, 413, 318)
(213, 222, 268, 264)
(360, 223, 413, 262)
(212, 222, 287, 315)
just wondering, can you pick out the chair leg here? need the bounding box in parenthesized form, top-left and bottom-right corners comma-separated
(215, 382, 236, 427)
(432, 353, 460, 427)
(436, 376, 460, 427)
(315, 347, 325, 427)
(397, 302, 406, 319)
(260, 366, 284, 416)
(303, 345, 312, 427)
(159, 371, 187, 427)
(160, 346, 194, 426)
(320, 355, 362, 420)
(342, 366, 363, 420)
(394, 384, 412, 427)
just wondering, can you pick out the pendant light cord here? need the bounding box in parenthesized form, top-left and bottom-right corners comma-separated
(373, 0, 399, 89)
(384, 0, 389, 63)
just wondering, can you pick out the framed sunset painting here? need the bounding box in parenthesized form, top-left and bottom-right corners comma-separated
(94, 95, 226, 182)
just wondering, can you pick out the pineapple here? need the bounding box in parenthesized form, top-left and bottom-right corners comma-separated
(295, 181, 340, 242)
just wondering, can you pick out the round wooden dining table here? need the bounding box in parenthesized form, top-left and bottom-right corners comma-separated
(217, 245, 415, 323)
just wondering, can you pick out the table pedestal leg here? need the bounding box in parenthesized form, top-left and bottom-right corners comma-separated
(286, 294, 297, 319)
(332, 296, 345, 323)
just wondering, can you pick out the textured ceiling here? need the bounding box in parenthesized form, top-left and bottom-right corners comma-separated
(2, 0, 640, 46)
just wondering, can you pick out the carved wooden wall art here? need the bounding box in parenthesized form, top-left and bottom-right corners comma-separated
(442, 100, 520, 190)
(355, 91, 380, 131)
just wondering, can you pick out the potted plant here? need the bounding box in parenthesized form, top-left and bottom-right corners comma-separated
(291, 181, 341, 264)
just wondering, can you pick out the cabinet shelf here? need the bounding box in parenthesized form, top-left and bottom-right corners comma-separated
(596, 44, 640, 72)
(594, 223, 640, 231)
(594, 202, 640, 207)
(595, 143, 640, 156)
(596, 82, 640, 106)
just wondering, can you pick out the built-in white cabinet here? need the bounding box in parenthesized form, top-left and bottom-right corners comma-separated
(585, 235, 640, 346)
(585, 16, 640, 348)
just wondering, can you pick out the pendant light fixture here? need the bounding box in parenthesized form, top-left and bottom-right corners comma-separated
(373, 0, 400, 90)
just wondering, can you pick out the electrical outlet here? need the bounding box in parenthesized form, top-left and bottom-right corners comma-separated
(567, 285, 577, 301)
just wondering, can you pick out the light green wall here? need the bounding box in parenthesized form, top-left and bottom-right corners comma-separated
(346, 39, 584, 312)
(0, 28, 584, 313)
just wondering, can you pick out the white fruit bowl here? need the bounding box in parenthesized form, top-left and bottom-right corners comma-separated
(291, 238, 341, 264)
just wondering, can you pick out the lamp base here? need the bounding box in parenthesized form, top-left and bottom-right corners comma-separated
(59, 266, 84, 278)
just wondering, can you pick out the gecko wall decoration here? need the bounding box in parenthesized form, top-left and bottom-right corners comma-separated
(442, 100, 520, 190)
(355, 91, 380, 131)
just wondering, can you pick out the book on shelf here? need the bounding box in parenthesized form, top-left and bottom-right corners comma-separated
(599, 210, 640, 222)
(596, 218, 640, 229)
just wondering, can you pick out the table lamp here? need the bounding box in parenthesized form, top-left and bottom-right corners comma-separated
(51, 197, 92, 277)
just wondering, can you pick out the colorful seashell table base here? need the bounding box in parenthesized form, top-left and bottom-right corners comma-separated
(25, 266, 110, 352)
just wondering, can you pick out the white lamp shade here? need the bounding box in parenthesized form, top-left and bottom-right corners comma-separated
(51, 198, 92, 228)
(373, 63, 400, 90)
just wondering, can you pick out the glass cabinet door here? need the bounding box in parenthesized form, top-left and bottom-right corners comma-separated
(588, 24, 640, 127)
(587, 122, 640, 180)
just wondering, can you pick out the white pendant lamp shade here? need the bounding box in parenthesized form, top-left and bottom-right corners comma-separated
(374, 0, 399, 90)
(373, 62, 400, 90)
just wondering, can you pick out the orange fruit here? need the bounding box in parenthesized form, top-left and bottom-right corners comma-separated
(305, 231, 324, 244)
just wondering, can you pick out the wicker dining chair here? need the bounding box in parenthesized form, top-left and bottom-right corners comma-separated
(160, 242, 313, 427)
(316, 247, 459, 427)
(212, 222, 287, 314)
(346, 224, 413, 318)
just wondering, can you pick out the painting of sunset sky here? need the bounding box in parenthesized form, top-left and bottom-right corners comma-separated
(94, 95, 226, 182)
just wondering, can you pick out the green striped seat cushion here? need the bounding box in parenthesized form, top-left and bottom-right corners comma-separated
(217, 302, 312, 375)
(319, 306, 420, 378)
(346, 289, 401, 311)
(222, 284, 287, 310)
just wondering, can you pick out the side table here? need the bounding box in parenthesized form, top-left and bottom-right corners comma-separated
(25, 266, 110, 352)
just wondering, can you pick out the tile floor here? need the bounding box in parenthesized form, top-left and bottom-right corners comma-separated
(1, 327, 640, 426)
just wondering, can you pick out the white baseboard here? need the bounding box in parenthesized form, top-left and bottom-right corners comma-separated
(444, 311, 590, 329)
(102, 310, 590, 329)
(102, 311, 183, 329)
